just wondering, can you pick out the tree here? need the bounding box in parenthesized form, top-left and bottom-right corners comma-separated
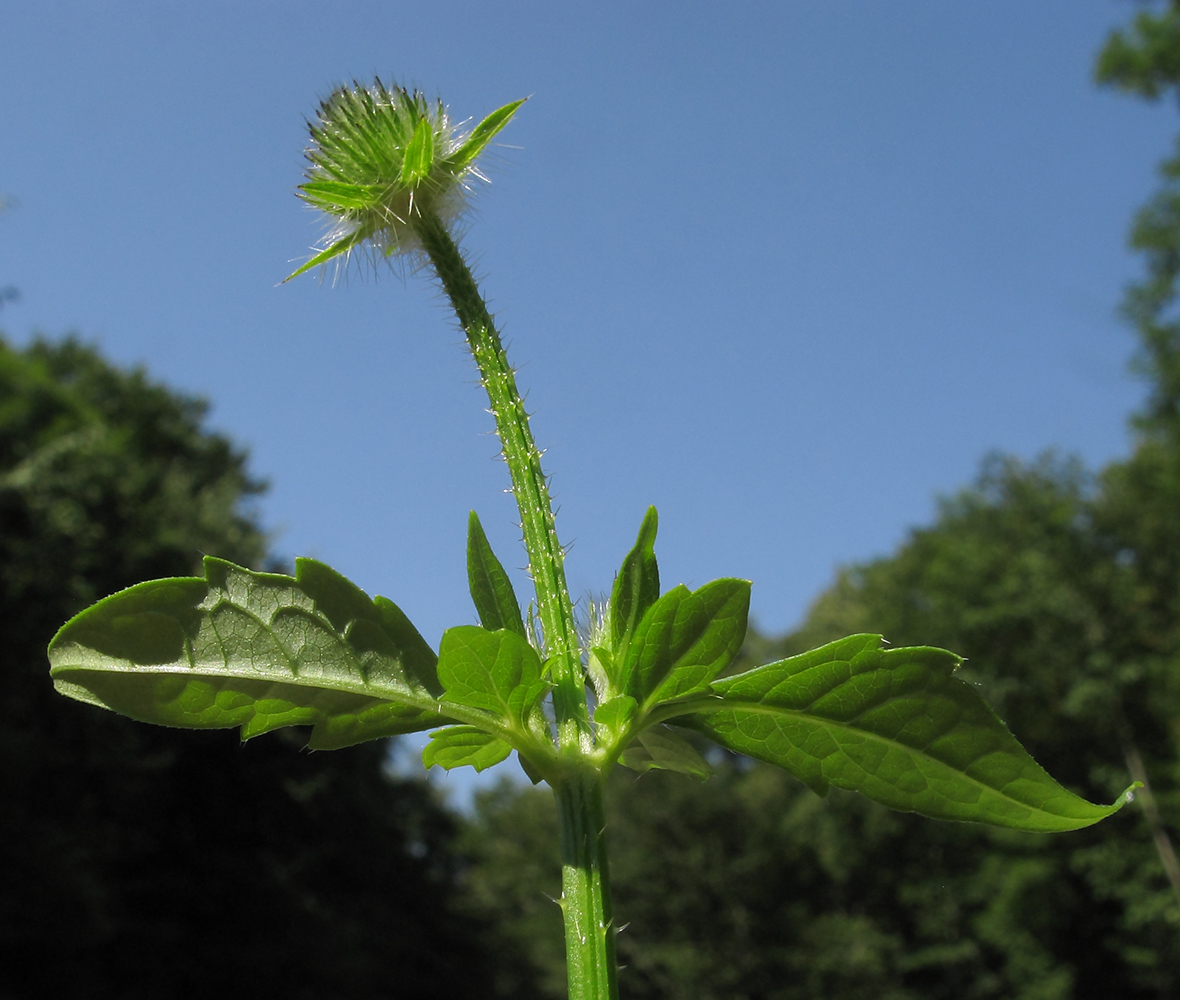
(1097, 1, 1180, 438)
(0, 335, 534, 999)
(787, 453, 1178, 998)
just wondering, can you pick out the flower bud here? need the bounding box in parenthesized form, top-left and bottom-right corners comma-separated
(285, 79, 525, 282)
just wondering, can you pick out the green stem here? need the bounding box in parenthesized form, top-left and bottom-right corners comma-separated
(415, 211, 590, 751)
(556, 771, 620, 1000)
(418, 212, 619, 998)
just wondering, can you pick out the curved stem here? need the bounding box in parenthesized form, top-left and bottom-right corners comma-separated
(416, 210, 617, 1000)
(415, 211, 590, 751)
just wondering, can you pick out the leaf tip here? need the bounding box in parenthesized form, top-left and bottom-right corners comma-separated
(1118, 780, 1144, 809)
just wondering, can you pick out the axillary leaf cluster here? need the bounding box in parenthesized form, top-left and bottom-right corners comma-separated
(47, 501, 1135, 832)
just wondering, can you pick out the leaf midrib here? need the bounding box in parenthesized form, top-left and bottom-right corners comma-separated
(52, 653, 512, 738)
(698, 696, 1100, 820)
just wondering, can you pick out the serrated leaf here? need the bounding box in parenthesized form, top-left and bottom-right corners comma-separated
(437, 625, 547, 730)
(619, 724, 712, 779)
(422, 726, 511, 772)
(682, 634, 1134, 832)
(47, 556, 449, 750)
(442, 97, 527, 174)
(400, 116, 435, 186)
(621, 578, 750, 710)
(609, 507, 660, 674)
(466, 510, 526, 637)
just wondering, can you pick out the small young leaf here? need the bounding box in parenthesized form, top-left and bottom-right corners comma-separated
(620, 578, 750, 710)
(586, 645, 615, 702)
(681, 634, 1135, 832)
(47, 557, 449, 750)
(423, 725, 511, 772)
(437, 625, 547, 730)
(619, 724, 712, 779)
(466, 510, 526, 637)
(609, 506, 660, 660)
(593, 695, 637, 742)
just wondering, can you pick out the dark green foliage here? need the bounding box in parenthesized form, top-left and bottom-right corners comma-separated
(1096, 1, 1180, 101)
(460, 780, 571, 999)
(466, 753, 1148, 1000)
(0, 335, 534, 999)
(0, 335, 267, 612)
(1098, 0, 1180, 440)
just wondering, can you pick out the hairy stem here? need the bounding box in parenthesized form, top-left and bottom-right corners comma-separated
(556, 771, 619, 1000)
(415, 211, 590, 750)
(418, 211, 618, 998)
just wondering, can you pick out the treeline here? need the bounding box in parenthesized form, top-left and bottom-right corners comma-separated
(0, 337, 540, 999)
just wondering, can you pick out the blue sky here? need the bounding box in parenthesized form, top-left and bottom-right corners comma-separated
(2, 2, 1175, 798)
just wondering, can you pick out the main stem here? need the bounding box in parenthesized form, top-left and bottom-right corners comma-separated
(416, 212, 589, 750)
(417, 212, 618, 1000)
(556, 771, 620, 1000)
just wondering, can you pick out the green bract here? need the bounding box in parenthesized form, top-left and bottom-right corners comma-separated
(284, 79, 526, 281)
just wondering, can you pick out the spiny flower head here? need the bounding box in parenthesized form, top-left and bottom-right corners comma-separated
(285, 79, 525, 282)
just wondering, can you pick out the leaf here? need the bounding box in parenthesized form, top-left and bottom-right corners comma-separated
(594, 695, 637, 742)
(609, 506, 660, 665)
(517, 752, 546, 785)
(466, 510, 526, 637)
(681, 634, 1134, 832)
(586, 645, 615, 702)
(442, 97, 528, 174)
(437, 625, 547, 731)
(620, 578, 750, 710)
(48, 556, 449, 750)
(422, 726, 511, 772)
(400, 115, 435, 186)
(619, 724, 712, 779)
